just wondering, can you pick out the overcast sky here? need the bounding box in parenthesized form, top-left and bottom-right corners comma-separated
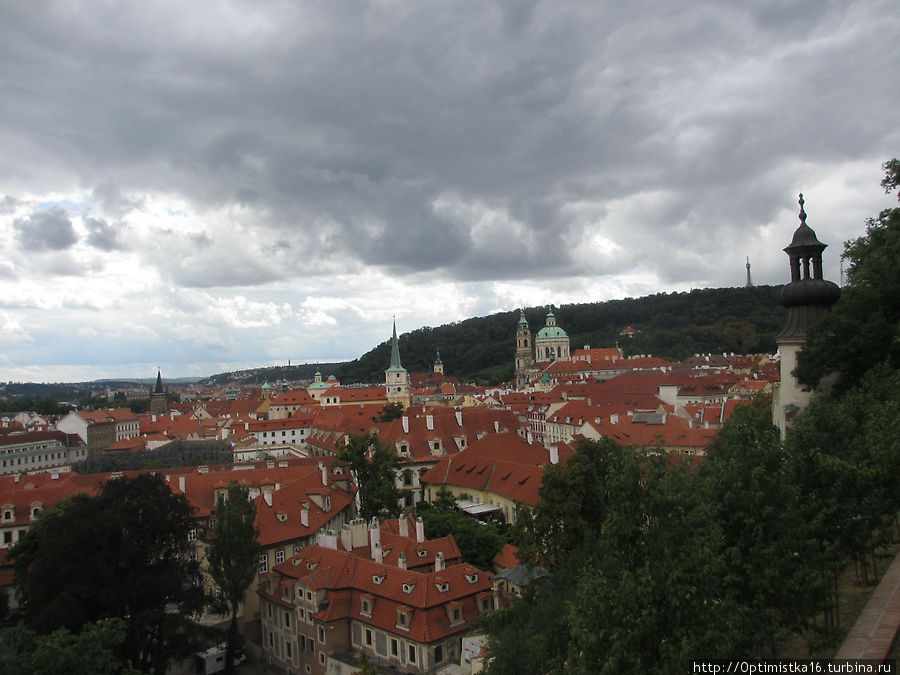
(1, 1, 898, 383)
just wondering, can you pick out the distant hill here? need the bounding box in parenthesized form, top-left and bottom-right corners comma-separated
(200, 362, 347, 387)
(336, 285, 786, 386)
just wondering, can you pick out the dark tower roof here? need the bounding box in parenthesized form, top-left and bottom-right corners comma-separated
(153, 369, 165, 394)
(778, 194, 840, 339)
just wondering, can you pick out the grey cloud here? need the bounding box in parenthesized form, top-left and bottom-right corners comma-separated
(85, 216, 127, 251)
(0, 196, 20, 215)
(0, 1, 896, 293)
(13, 207, 78, 251)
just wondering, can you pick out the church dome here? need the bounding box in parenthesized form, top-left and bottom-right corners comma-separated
(536, 325, 569, 339)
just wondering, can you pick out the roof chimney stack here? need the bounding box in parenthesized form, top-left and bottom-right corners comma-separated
(398, 552, 407, 569)
(435, 551, 445, 572)
(416, 516, 425, 543)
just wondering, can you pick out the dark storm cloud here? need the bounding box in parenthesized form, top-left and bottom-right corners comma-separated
(13, 207, 78, 251)
(1, 0, 897, 290)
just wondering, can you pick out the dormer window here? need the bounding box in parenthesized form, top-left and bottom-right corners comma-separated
(276, 512, 287, 522)
(3, 507, 14, 521)
(360, 595, 373, 617)
(372, 574, 385, 585)
(465, 573, 479, 584)
(435, 581, 450, 593)
(402, 582, 415, 594)
(396, 608, 411, 631)
(416, 549, 427, 558)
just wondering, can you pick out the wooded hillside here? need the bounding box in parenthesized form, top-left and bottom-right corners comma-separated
(337, 285, 786, 385)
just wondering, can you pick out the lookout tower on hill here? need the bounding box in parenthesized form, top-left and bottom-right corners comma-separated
(773, 194, 841, 437)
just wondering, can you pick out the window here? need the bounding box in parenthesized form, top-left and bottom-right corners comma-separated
(286, 641, 293, 659)
(408, 645, 416, 664)
(188, 528, 197, 542)
(275, 549, 285, 564)
(317, 626, 325, 643)
(435, 645, 443, 663)
(285, 611, 291, 629)
(391, 638, 398, 657)
(452, 606, 461, 622)
(259, 553, 269, 573)
(364, 628, 373, 646)
(319, 653, 326, 665)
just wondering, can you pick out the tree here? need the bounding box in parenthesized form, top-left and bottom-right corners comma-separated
(797, 159, 900, 392)
(206, 482, 261, 674)
(416, 500, 506, 571)
(700, 396, 829, 655)
(377, 402, 404, 422)
(0, 618, 140, 675)
(337, 432, 402, 520)
(10, 474, 203, 673)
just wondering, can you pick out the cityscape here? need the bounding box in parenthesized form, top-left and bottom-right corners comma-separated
(1, 1, 898, 673)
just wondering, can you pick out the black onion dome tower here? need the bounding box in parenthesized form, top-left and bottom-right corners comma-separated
(778, 194, 841, 338)
(773, 194, 840, 437)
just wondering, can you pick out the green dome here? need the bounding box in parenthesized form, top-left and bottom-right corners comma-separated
(536, 326, 568, 339)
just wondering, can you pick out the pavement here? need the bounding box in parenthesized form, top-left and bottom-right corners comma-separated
(835, 548, 900, 661)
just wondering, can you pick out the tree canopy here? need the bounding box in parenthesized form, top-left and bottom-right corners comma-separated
(797, 159, 900, 393)
(10, 474, 204, 673)
(206, 481, 261, 673)
(337, 432, 402, 521)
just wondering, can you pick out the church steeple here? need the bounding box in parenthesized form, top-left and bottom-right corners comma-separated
(389, 320, 403, 371)
(433, 347, 444, 375)
(149, 368, 168, 415)
(385, 319, 409, 408)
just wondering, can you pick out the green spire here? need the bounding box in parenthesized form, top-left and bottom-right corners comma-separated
(388, 320, 404, 371)
(435, 346, 442, 365)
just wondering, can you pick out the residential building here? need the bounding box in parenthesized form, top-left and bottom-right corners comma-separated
(258, 524, 492, 674)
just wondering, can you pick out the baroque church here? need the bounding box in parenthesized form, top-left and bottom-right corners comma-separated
(514, 308, 571, 389)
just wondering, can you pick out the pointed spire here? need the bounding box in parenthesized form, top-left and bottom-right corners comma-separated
(153, 368, 164, 394)
(434, 346, 442, 365)
(389, 320, 403, 370)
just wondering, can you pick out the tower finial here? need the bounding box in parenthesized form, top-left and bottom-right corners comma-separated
(798, 193, 806, 224)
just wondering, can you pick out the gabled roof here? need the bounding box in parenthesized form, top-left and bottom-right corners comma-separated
(260, 543, 493, 643)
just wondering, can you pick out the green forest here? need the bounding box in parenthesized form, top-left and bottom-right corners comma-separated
(337, 285, 786, 385)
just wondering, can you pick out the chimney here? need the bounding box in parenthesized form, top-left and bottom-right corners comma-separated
(455, 410, 462, 426)
(351, 518, 367, 548)
(549, 445, 559, 465)
(398, 552, 407, 570)
(402, 416, 409, 434)
(494, 420, 499, 433)
(610, 413, 619, 425)
(399, 515, 409, 538)
(178, 476, 186, 493)
(527, 431, 533, 445)
(151, 414, 157, 423)
(319, 462, 328, 486)
(426, 414, 434, 431)
(435, 551, 445, 572)
(301, 502, 310, 528)
(373, 541, 383, 564)
(340, 523, 353, 552)
(416, 517, 425, 543)
(369, 518, 381, 560)
(263, 490, 273, 507)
